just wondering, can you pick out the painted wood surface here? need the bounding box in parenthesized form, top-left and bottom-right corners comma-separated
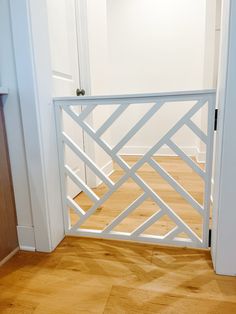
(55, 90, 215, 248)
(47, 0, 86, 198)
(212, 0, 236, 275)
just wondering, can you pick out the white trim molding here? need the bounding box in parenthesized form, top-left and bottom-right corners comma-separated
(0, 87, 8, 95)
(91, 159, 114, 188)
(0, 1, 35, 252)
(212, 0, 236, 276)
(120, 145, 199, 158)
(17, 226, 36, 252)
(9, 0, 65, 252)
(196, 148, 206, 164)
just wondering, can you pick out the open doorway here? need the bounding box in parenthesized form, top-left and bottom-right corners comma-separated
(48, 0, 221, 248)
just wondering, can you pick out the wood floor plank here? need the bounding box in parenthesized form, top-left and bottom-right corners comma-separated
(103, 285, 236, 314)
(0, 237, 236, 313)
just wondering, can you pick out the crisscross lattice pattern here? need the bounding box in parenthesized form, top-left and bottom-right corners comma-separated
(55, 91, 215, 248)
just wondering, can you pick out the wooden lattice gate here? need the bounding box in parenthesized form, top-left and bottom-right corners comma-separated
(54, 90, 215, 248)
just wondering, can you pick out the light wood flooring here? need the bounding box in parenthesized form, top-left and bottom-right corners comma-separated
(0, 237, 236, 313)
(72, 156, 206, 240)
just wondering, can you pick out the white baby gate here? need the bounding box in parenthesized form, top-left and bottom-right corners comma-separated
(54, 90, 216, 248)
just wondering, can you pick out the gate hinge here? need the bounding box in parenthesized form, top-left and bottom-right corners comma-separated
(214, 109, 218, 131)
(208, 229, 212, 247)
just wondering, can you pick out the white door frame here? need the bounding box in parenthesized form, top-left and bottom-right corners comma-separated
(8, 0, 236, 275)
(10, 0, 64, 252)
(211, 0, 236, 276)
(75, 0, 92, 96)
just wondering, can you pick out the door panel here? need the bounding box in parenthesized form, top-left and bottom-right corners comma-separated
(47, 0, 86, 197)
(47, 0, 79, 96)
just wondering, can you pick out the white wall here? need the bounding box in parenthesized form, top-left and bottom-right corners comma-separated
(107, 0, 206, 94)
(106, 0, 211, 158)
(87, 0, 217, 159)
(0, 0, 35, 250)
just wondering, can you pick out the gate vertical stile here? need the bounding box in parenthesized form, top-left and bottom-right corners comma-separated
(203, 94, 216, 247)
(54, 103, 70, 232)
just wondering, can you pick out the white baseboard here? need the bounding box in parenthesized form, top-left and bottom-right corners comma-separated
(120, 145, 208, 165)
(17, 226, 36, 252)
(196, 148, 206, 164)
(102, 159, 114, 177)
(0, 247, 19, 267)
(120, 145, 198, 157)
(19, 245, 36, 252)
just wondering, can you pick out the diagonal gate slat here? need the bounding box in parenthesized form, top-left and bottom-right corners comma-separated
(103, 193, 148, 233)
(148, 158, 204, 215)
(163, 226, 181, 241)
(62, 132, 114, 188)
(67, 196, 85, 217)
(167, 139, 206, 180)
(131, 210, 164, 237)
(70, 104, 97, 122)
(65, 165, 99, 203)
(112, 101, 165, 154)
(96, 104, 130, 137)
(186, 119, 207, 144)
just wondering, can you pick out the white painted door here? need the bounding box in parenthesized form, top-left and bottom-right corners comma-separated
(47, 0, 86, 197)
